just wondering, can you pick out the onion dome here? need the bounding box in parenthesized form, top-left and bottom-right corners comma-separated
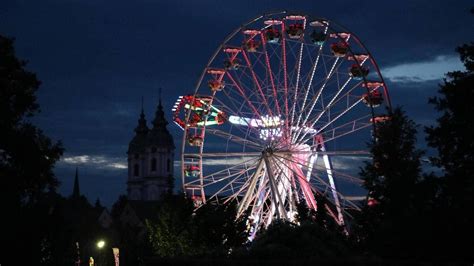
(147, 96, 175, 150)
(128, 101, 149, 154)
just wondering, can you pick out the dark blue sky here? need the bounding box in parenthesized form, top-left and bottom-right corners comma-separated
(1, 0, 472, 206)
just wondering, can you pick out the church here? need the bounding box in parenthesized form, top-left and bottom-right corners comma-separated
(65, 95, 177, 257)
(126, 95, 175, 201)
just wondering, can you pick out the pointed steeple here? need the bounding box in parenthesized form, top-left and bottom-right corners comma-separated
(129, 97, 150, 154)
(72, 167, 80, 198)
(148, 88, 175, 149)
(152, 88, 169, 129)
(135, 96, 149, 135)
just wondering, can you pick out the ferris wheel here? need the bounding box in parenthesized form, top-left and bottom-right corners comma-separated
(172, 11, 392, 238)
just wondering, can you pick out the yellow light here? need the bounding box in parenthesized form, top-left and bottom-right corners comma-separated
(97, 240, 105, 249)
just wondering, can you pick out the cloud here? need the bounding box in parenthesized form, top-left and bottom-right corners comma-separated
(174, 157, 258, 167)
(382, 55, 464, 83)
(61, 154, 127, 169)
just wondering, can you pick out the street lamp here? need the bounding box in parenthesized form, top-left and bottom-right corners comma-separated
(96, 240, 106, 266)
(97, 240, 105, 249)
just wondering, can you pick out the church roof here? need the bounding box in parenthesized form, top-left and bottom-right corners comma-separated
(128, 101, 150, 154)
(128, 94, 175, 154)
(147, 96, 175, 149)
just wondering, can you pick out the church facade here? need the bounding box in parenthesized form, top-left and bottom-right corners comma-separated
(127, 97, 175, 201)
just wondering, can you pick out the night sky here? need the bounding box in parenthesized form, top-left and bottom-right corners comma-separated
(1, 0, 472, 207)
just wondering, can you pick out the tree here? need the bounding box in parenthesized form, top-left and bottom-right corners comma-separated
(354, 107, 426, 258)
(245, 193, 351, 260)
(0, 35, 64, 264)
(146, 195, 196, 257)
(146, 195, 248, 258)
(425, 38, 474, 259)
(192, 201, 248, 256)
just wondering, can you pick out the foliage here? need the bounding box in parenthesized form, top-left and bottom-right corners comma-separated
(353, 107, 429, 258)
(0, 35, 64, 264)
(245, 194, 351, 260)
(425, 39, 474, 259)
(110, 195, 152, 266)
(146, 195, 248, 258)
(146, 195, 196, 257)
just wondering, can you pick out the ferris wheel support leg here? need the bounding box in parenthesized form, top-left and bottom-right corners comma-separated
(292, 161, 318, 211)
(305, 153, 318, 182)
(264, 155, 287, 220)
(321, 146, 345, 226)
(237, 159, 265, 217)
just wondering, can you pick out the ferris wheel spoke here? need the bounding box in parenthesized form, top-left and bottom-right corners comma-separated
(241, 50, 274, 117)
(204, 128, 262, 150)
(273, 152, 364, 185)
(225, 70, 279, 140)
(186, 152, 261, 158)
(280, 21, 290, 134)
(236, 158, 266, 216)
(201, 155, 258, 177)
(259, 32, 280, 116)
(295, 80, 364, 144)
(205, 167, 254, 203)
(298, 114, 372, 146)
(225, 72, 264, 120)
(270, 156, 299, 215)
(293, 57, 343, 143)
(263, 155, 288, 220)
(316, 96, 366, 134)
(293, 44, 324, 141)
(202, 167, 253, 188)
(274, 155, 360, 216)
(296, 77, 353, 142)
(216, 87, 265, 142)
(271, 156, 319, 211)
(290, 41, 305, 126)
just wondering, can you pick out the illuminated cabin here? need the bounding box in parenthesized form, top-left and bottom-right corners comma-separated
(331, 42, 349, 57)
(286, 23, 304, 39)
(349, 64, 369, 80)
(224, 59, 240, 70)
(362, 90, 383, 107)
(208, 80, 225, 92)
(187, 135, 203, 146)
(265, 28, 281, 44)
(311, 30, 327, 45)
(244, 39, 260, 52)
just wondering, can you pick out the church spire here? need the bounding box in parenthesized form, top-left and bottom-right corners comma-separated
(135, 96, 149, 135)
(72, 167, 80, 198)
(152, 88, 168, 130)
(147, 88, 175, 149)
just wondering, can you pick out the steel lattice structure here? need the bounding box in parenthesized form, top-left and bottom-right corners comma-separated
(172, 11, 392, 239)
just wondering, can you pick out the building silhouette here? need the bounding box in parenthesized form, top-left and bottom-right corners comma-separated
(127, 95, 175, 201)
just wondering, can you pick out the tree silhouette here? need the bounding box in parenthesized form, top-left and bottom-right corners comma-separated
(0, 35, 64, 265)
(354, 107, 425, 258)
(425, 38, 474, 259)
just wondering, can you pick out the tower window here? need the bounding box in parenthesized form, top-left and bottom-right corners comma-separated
(151, 158, 157, 171)
(133, 164, 139, 177)
(167, 159, 171, 172)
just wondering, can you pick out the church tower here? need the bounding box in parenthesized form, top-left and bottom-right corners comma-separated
(127, 95, 175, 201)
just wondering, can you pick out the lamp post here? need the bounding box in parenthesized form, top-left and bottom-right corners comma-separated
(96, 240, 105, 266)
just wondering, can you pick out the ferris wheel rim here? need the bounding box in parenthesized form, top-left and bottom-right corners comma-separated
(178, 11, 393, 233)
